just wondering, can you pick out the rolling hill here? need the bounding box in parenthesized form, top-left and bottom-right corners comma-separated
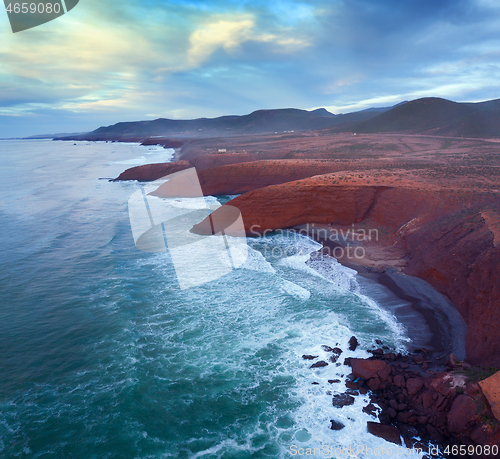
(57, 106, 392, 141)
(351, 97, 500, 137)
(56, 97, 500, 141)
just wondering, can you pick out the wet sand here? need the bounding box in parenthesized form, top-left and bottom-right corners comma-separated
(294, 224, 467, 364)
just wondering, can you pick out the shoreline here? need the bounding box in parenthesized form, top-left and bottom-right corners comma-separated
(296, 224, 499, 449)
(294, 223, 467, 365)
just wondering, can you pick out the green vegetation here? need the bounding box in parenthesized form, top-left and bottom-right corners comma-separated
(457, 366, 498, 383)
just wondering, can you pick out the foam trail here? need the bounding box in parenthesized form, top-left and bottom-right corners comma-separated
(240, 245, 276, 274)
(279, 279, 311, 300)
(306, 256, 358, 292)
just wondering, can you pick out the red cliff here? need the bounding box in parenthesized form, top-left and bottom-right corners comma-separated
(196, 160, 352, 196)
(113, 160, 192, 181)
(194, 175, 500, 366)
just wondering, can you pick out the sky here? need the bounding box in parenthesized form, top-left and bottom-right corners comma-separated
(1, 0, 500, 137)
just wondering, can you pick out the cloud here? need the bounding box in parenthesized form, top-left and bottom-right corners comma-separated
(187, 17, 255, 66)
(185, 13, 311, 69)
(2, 0, 500, 137)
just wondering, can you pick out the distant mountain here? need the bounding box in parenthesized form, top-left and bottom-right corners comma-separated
(351, 97, 500, 137)
(55, 97, 500, 142)
(309, 108, 336, 117)
(59, 108, 338, 140)
(358, 101, 409, 113)
(57, 106, 394, 141)
(24, 132, 88, 139)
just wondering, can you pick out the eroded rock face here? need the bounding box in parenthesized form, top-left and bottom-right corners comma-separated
(205, 181, 382, 233)
(196, 160, 347, 196)
(403, 205, 500, 367)
(201, 176, 500, 366)
(347, 355, 500, 450)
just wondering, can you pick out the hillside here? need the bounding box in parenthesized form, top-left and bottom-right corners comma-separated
(62, 108, 338, 140)
(56, 97, 500, 141)
(352, 97, 500, 137)
(56, 106, 392, 141)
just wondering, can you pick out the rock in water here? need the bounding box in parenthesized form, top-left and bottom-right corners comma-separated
(330, 420, 345, 430)
(310, 360, 328, 369)
(302, 355, 318, 360)
(332, 393, 355, 407)
(367, 422, 402, 445)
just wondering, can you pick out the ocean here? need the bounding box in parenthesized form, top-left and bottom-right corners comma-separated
(0, 140, 422, 458)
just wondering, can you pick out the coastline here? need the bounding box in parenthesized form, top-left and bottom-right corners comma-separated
(294, 223, 467, 365)
(295, 224, 500, 450)
(107, 134, 500, 451)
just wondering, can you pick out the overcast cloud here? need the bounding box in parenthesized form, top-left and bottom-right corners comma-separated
(1, 0, 500, 136)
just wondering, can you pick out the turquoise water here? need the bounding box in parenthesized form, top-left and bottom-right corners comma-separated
(0, 140, 417, 458)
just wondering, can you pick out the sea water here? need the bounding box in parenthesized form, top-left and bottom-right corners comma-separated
(0, 140, 424, 458)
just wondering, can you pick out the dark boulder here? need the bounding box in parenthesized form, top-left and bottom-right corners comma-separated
(350, 358, 390, 380)
(332, 393, 355, 408)
(302, 355, 318, 360)
(330, 420, 345, 430)
(310, 360, 328, 369)
(447, 395, 476, 433)
(367, 422, 402, 445)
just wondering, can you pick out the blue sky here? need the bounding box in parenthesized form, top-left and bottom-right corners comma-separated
(1, 0, 500, 137)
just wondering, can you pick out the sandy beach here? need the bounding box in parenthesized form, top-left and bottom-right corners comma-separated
(295, 223, 467, 364)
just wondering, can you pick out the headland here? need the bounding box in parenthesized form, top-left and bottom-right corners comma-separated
(110, 126, 500, 451)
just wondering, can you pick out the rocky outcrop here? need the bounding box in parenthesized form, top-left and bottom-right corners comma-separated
(197, 176, 499, 366)
(401, 205, 500, 367)
(194, 181, 382, 233)
(200, 177, 487, 234)
(145, 160, 352, 197)
(112, 153, 298, 182)
(304, 338, 500, 451)
(346, 354, 500, 452)
(332, 393, 355, 408)
(350, 358, 390, 380)
(140, 138, 185, 148)
(112, 160, 192, 181)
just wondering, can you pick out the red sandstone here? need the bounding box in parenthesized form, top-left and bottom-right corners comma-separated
(116, 132, 500, 368)
(194, 175, 500, 367)
(113, 160, 192, 182)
